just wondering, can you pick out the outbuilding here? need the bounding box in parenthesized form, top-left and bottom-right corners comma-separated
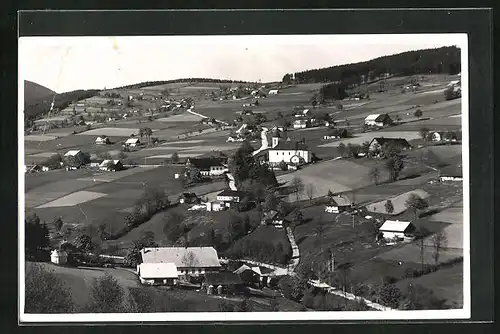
(378, 220, 416, 241)
(50, 249, 68, 265)
(137, 262, 178, 286)
(325, 195, 353, 213)
(364, 114, 393, 127)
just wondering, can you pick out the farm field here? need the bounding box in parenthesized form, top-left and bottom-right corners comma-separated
(156, 113, 203, 122)
(36, 190, 108, 208)
(365, 189, 430, 215)
(377, 242, 462, 265)
(395, 262, 463, 307)
(277, 159, 375, 199)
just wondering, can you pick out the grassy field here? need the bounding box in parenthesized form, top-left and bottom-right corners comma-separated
(395, 261, 463, 307)
(318, 131, 421, 148)
(365, 189, 430, 215)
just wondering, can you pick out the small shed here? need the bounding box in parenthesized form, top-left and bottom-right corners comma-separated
(234, 264, 261, 286)
(379, 220, 415, 241)
(50, 249, 68, 265)
(203, 272, 244, 295)
(99, 159, 124, 172)
(125, 137, 140, 147)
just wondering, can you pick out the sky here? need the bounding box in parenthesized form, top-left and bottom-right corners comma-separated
(19, 34, 465, 93)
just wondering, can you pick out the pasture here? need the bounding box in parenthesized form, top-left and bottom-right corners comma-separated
(156, 113, 203, 122)
(77, 127, 152, 137)
(36, 191, 108, 208)
(25, 135, 58, 142)
(365, 189, 430, 215)
(376, 242, 463, 265)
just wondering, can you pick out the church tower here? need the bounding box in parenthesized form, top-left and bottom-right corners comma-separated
(271, 129, 281, 148)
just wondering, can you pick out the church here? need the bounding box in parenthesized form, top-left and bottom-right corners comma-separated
(267, 129, 311, 166)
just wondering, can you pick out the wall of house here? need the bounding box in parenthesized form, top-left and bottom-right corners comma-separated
(217, 195, 240, 203)
(382, 231, 405, 240)
(210, 166, 228, 176)
(268, 150, 310, 164)
(440, 176, 463, 181)
(139, 277, 176, 286)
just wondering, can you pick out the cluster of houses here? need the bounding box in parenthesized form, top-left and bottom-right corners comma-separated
(135, 246, 271, 294)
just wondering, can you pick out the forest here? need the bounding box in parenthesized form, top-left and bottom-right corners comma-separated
(286, 46, 461, 85)
(112, 78, 254, 90)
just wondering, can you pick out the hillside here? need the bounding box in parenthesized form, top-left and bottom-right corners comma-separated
(287, 46, 461, 85)
(24, 80, 56, 106)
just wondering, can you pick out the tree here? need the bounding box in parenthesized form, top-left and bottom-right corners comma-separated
(306, 184, 315, 200)
(85, 272, 126, 313)
(337, 143, 347, 158)
(74, 233, 94, 253)
(279, 160, 288, 171)
(237, 298, 252, 312)
(97, 223, 110, 241)
(25, 213, 50, 260)
(385, 200, 394, 215)
(171, 152, 179, 164)
(369, 166, 381, 185)
(414, 109, 423, 119)
(346, 143, 360, 158)
(219, 301, 235, 312)
(430, 230, 448, 265)
(163, 212, 185, 242)
(124, 241, 143, 268)
(187, 167, 202, 184)
(53, 217, 63, 231)
(378, 284, 403, 309)
(385, 155, 404, 182)
(143, 127, 153, 145)
(263, 192, 279, 212)
(315, 221, 326, 253)
(290, 176, 304, 202)
(25, 263, 74, 313)
(292, 209, 304, 228)
(404, 194, 429, 220)
(361, 141, 371, 155)
(419, 127, 430, 141)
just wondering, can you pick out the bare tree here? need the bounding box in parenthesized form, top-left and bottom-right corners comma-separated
(430, 230, 448, 265)
(290, 176, 305, 203)
(306, 184, 315, 200)
(370, 166, 381, 185)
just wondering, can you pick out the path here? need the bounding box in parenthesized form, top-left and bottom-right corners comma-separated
(286, 227, 300, 273)
(186, 108, 230, 126)
(251, 127, 269, 156)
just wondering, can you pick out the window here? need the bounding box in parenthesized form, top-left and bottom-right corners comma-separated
(288, 152, 291, 155)
(282, 152, 284, 155)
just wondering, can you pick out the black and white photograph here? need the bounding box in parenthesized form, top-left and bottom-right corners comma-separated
(19, 32, 470, 322)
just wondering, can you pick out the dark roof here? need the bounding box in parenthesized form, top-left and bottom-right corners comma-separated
(371, 137, 412, 148)
(272, 140, 309, 151)
(186, 157, 226, 170)
(204, 272, 243, 286)
(439, 164, 462, 177)
(180, 192, 198, 199)
(375, 114, 392, 122)
(217, 189, 247, 198)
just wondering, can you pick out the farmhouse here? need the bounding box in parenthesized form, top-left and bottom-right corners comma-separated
(268, 89, 279, 95)
(293, 119, 310, 129)
(50, 249, 68, 265)
(64, 150, 87, 169)
(206, 201, 227, 212)
(98, 159, 124, 172)
(325, 195, 353, 213)
(140, 247, 221, 277)
(324, 128, 349, 140)
(125, 137, 140, 147)
(216, 189, 246, 204)
(364, 114, 393, 127)
(379, 220, 416, 241)
(439, 165, 463, 181)
(137, 262, 178, 286)
(368, 137, 412, 154)
(234, 264, 262, 286)
(186, 157, 228, 177)
(203, 272, 244, 295)
(178, 192, 200, 204)
(268, 134, 311, 166)
(95, 136, 111, 145)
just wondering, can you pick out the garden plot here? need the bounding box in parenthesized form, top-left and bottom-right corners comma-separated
(156, 113, 203, 122)
(318, 131, 421, 148)
(365, 189, 429, 215)
(27, 151, 59, 158)
(146, 153, 203, 159)
(25, 135, 58, 142)
(36, 190, 108, 208)
(77, 166, 159, 183)
(76, 127, 147, 137)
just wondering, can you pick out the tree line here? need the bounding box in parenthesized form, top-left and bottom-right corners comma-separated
(112, 78, 255, 90)
(286, 46, 461, 85)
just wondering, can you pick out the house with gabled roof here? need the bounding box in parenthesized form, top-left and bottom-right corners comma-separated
(268, 132, 311, 166)
(364, 114, 393, 127)
(137, 262, 178, 286)
(368, 137, 412, 154)
(186, 157, 228, 177)
(379, 220, 416, 242)
(140, 247, 221, 277)
(125, 137, 140, 147)
(325, 195, 353, 213)
(98, 159, 124, 172)
(439, 164, 462, 181)
(95, 136, 111, 145)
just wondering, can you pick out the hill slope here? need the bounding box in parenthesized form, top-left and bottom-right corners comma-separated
(24, 80, 56, 105)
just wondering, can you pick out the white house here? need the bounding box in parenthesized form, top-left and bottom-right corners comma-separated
(325, 195, 353, 213)
(368, 137, 412, 154)
(293, 119, 309, 129)
(206, 201, 227, 212)
(268, 89, 279, 95)
(439, 165, 462, 182)
(125, 137, 140, 147)
(268, 134, 311, 166)
(95, 136, 111, 145)
(50, 249, 68, 265)
(186, 157, 227, 177)
(137, 262, 178, 286)
(216, 189, 246, 204)
(140, 247, 221, 277)
(364, 114, 393, 127)
(99, 159, 124, 172)
(379, 220, 415, 241)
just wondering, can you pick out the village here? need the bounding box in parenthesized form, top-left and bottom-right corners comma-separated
(24, 46, 464, 313)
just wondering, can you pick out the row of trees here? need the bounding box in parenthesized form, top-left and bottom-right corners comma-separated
(113, 78, 253, 90)
(123, 187, 170, 234)
(292, 46, 461, 85)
